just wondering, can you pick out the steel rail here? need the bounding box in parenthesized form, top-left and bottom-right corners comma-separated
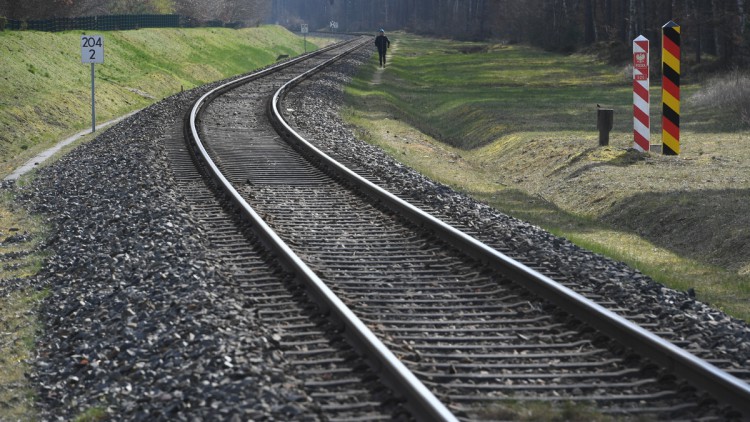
(267, 43, 750, 417)
(187, 38, 459, 422)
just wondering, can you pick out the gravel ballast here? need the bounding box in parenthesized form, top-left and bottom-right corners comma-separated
(13, 83, 315, 420)
(6, 43, 749, 419)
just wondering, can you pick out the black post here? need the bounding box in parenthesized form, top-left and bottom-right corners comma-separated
(597, 108, 614, 146)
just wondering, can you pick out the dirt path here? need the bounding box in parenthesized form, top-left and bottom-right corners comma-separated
(370, 42, 398, 85)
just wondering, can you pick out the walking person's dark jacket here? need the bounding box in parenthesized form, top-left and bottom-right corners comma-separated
(375, 30, 390, 67)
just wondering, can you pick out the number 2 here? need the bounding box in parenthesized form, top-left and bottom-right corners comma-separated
(89, 49, 96, 60)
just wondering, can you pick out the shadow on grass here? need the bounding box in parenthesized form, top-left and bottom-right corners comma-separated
(603, 188, 750, 274)
(474, 187, 604, 236)
(482, 184, 750, 276)
(477, 186, 750, 319)
(561, 148, 649, 179)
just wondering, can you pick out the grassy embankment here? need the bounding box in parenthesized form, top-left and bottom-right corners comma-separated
(345, 33, 750, 321)
(0, 25, 323, 420)
(0, 26, 328, 176)
(0, 198, 47, 420)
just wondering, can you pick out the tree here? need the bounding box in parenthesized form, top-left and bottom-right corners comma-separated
(220, 0, 272, 25)
(62, 0, 174, 16)
(2, 0, 72, 19)
(5, 0, 750, 67)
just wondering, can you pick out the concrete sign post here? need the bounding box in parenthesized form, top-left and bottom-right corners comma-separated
(301, 24, 308, 53)
(81, 35, 104, 133)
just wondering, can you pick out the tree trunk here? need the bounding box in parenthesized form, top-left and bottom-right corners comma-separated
(738, 0, 746, 33)
(628, 0, 636, 40)
(584, 0, 595, 44)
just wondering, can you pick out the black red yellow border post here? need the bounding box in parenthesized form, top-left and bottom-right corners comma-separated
(662, 21, 681, 155)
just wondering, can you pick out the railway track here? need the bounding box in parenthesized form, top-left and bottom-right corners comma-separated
(166, 37, 750, 420)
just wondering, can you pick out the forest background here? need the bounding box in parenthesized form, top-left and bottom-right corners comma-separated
(2, 0, 749, 68)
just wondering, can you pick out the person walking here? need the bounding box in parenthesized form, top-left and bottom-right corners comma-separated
(375, 29, 390, 68)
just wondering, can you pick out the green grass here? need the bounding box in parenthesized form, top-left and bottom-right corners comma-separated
(349, 37, 632, 150)
(345, 33, 750, 321)
(0, 26, 320, 177)
(0, 289, 45, 421)
(0, 191, 49, 421)
(74, 406, 108, 422)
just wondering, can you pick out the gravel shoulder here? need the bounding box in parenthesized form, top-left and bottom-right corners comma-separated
(10, 78, 316, 420)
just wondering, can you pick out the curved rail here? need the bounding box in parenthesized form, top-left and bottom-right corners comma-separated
(187, 38, 459, 422)
(266, 42, 750, 417)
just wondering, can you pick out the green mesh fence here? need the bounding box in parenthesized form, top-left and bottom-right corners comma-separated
(2, 14, 238, 32)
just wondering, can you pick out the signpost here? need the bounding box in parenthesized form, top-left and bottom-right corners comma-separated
(81, 35, 103, 133)
(633, 35, 650, 152)
(661, 21, 681, 155)
(301, 24, 308, 53)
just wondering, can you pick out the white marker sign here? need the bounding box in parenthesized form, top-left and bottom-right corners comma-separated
(81, 35, 104, 63)
(81, 35, 103, 132)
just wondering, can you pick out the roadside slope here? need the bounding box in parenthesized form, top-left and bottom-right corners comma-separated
(0, 25, 316, 176)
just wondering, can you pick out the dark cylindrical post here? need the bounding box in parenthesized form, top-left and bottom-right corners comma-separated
(597, 108, 614, 146)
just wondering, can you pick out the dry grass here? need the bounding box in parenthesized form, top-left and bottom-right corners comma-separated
(689, 70, 750, 128)
(473, 400, 650, 421)
(0, 289, 45, 421)
(0, 194, 48, 421)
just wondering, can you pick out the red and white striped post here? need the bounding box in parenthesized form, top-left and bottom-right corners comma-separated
(633, 35, 650, 152)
